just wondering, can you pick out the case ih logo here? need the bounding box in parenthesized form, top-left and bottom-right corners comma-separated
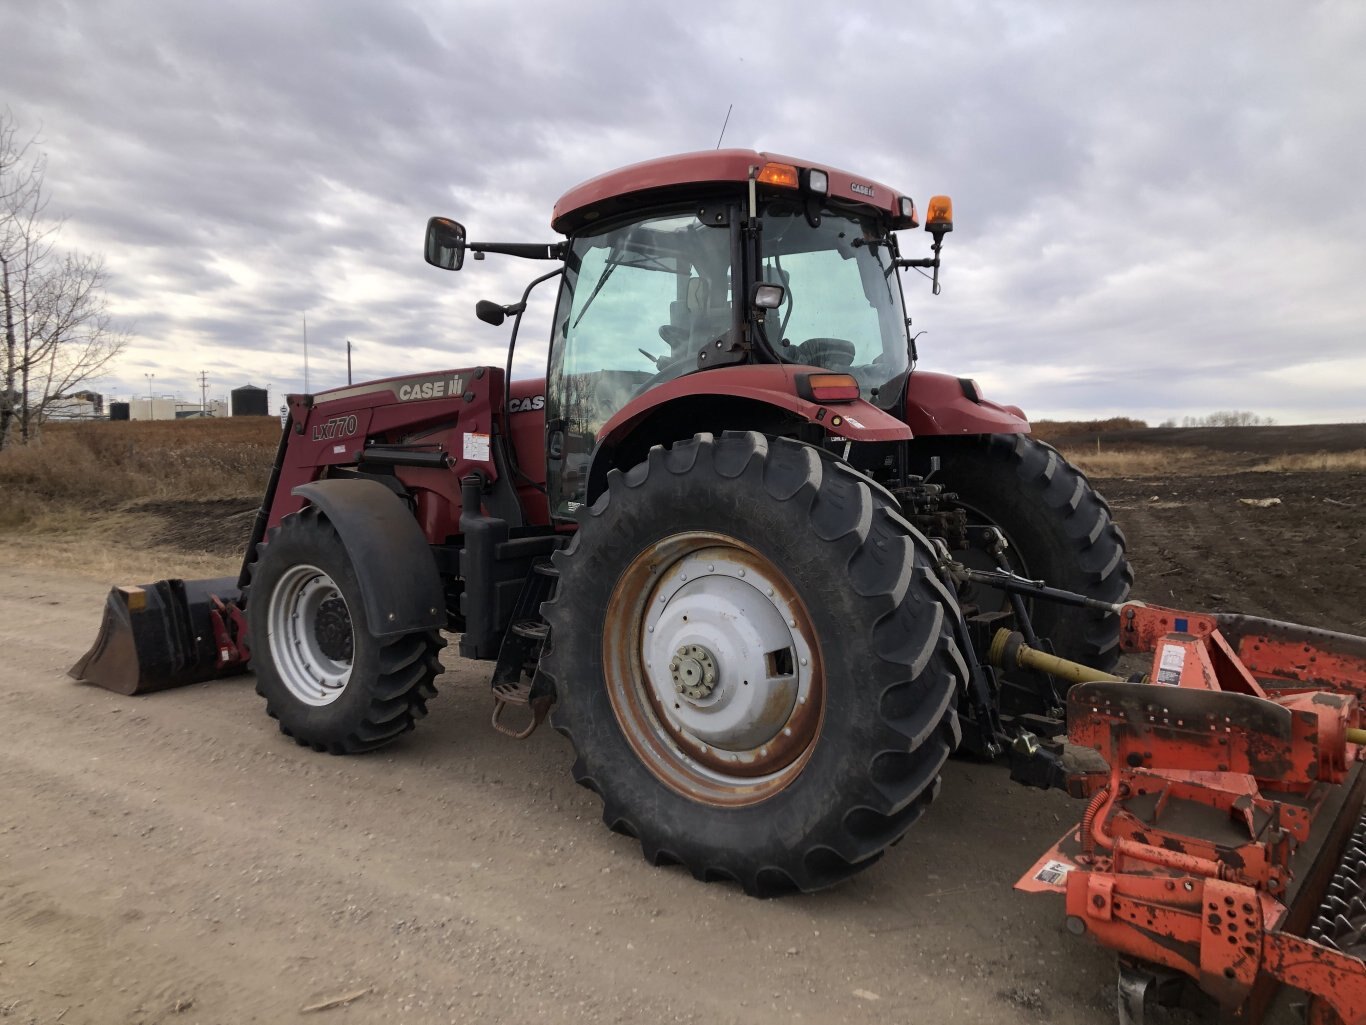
(312, 414, 359, 441)
(398, 374, 466, 402)
(850, 181, 875, 198)
(508, 394, 545, 413)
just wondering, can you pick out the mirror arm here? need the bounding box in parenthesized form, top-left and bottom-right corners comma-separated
(897, 232, 947, 295)
(468, 241, 567, 261)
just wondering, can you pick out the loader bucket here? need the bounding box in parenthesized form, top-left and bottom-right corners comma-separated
(69, 577, 250, 695)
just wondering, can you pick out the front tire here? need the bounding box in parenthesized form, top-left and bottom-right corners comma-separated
(247, 505, 445, 754)
(541, 432, 966, 896)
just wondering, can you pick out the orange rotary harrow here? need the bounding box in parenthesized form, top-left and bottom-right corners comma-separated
(1011, 602, 1366, 1023)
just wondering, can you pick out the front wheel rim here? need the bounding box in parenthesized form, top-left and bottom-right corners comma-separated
(602, 532, 824, 808)
(267, 563, 354, 706)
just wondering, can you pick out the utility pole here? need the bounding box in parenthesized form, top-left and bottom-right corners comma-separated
(199, 371, 209, 415)
(143, 372, 155, 420)
(346, 339, 353, 385)
(302, 313, 310, 393)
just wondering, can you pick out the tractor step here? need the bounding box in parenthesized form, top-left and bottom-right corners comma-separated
(509, 619, 550, 641)
(491, 679, 550, 740)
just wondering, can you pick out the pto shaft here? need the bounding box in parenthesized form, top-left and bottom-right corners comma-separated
(988, 629, 1127, 686)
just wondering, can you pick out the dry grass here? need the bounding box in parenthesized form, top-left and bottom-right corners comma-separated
(0, 418, 278, 529)
(1251, 450, 1366, 473)
(1056, 445, 1235, 477)
(1056, 443, 1366, 478)
(1031, 417, 1149, 441)
(0, 535, 238, 582)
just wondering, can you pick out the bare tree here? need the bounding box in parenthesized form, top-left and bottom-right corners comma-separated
(1, 111, 125, 448)
(1181, 410, 1276, 428)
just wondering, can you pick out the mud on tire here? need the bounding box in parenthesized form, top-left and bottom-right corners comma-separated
(540, 432, 967, 896)
(247, 505, 445, 754)
(909, 433, 1132, 670)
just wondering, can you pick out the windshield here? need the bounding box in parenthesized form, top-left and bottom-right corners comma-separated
(758, 204, 909, 408)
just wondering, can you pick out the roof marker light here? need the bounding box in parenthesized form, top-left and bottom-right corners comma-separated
(757, 162, 800, 188)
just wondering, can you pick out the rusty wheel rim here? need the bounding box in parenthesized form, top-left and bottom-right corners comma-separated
(601, 531, 825, 807)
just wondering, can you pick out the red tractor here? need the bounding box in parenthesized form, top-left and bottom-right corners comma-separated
(73, 150, 1366, 1022)
(81, 148, 1129, 887)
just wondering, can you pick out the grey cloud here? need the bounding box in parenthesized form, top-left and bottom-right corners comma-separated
(2, 0, 1363, 421)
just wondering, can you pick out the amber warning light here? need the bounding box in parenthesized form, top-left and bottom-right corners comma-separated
(926, 195, 953, 234)
(799, 373, 861, 403)
(756, 162, 801, 188)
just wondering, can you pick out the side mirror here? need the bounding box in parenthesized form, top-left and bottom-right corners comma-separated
(475, 300, 506, 327)
(424, 217, 467, 271)
(750, 282, 787, 310)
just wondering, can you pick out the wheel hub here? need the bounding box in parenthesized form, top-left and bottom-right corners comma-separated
(314, 594, 354, 661)
(671, 643, 718, 701)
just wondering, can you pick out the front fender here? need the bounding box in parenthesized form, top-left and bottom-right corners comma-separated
(902, 372, 1031, 436)
(292, 479, 445, 638)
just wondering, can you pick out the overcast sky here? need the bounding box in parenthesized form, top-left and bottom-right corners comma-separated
(2, 0, 1363, 423)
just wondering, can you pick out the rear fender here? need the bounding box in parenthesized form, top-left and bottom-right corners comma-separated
(291, 479, 445, 638)
(597, 364, 911, 444)
(903, 371, 1031, 436)
(587, 364, 911, 503)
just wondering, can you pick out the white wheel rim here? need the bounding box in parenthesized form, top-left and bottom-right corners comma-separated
(267, 563, 353, 706)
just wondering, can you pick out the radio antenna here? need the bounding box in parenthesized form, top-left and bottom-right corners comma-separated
(715, 103, 733, 149)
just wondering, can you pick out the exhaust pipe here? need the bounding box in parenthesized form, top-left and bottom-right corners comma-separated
(69, 577, 251, 695)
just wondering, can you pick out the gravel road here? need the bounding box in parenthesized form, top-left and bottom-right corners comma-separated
(0, 559, 1262, 1025)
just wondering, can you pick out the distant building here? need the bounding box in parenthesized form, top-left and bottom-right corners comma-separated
(72, 390, 104, 415)
(175, 399, 228, 418)
(231, 384, 270, 417)
(45, 393, 104, 419)
(130, 397, 179, 421)
(109, 402, 130, 421)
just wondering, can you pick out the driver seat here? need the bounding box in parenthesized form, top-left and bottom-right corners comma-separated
(659, 277, 731, 361)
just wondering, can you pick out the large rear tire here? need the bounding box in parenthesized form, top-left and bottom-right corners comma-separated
(909, 433, 1132, 670)
(247, 505, 445, 754)
(541, 432, 966, 896)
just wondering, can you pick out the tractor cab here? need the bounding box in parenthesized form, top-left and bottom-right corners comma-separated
(426, 150, 953, 517)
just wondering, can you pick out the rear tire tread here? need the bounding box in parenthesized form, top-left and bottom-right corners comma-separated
(541, 431, 964, 896)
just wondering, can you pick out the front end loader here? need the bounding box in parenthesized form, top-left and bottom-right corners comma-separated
(68, 149, 1366, 1022)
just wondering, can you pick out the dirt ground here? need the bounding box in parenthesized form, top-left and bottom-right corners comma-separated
(2, 435, 1363, 1024)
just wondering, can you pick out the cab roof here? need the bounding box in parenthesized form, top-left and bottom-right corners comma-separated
(551, 149, 915, 235)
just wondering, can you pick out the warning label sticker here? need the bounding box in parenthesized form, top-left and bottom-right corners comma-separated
(463, 432, 491, 463)
(1156, 643, 1186, 685)
(1034, 859, 1073, 886)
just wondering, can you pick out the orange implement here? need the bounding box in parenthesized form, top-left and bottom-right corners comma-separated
(1017, 602, 1366, 1024)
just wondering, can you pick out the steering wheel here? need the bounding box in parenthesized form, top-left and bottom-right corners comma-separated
(794, 337, 857, 370)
